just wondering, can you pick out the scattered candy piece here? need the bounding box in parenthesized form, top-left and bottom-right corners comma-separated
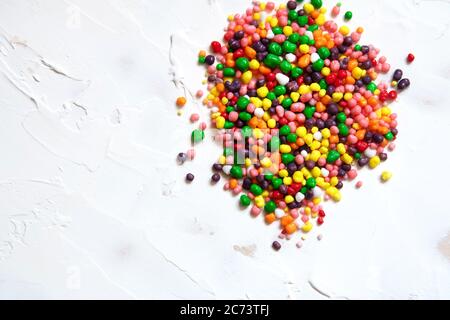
(344, 11, 353, 21)
(407, 53, 415, 63)
(356, 181, 363, 189)
(272, 241, 282, 251)
(381, 171, 393, 182)
(177, 152, 187, 164)
(176, 96, 187, 107)
(186, 173, 195, 182)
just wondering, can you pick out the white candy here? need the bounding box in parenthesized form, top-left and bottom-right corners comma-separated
(301, 150, 308, 158)
(285, 53, 297, 63)
(276, 73, 290, 86)
(364, 148, 377, 158)
(312, 187, 324, 198)
(295, 192, 305, 203)
(222, 165, 232, 175)
(254, 108, 265, 118)
(311, 52, 320, 63)
(305, 31, 314, 40)
(267, 29, 275, 39)
(313, 131, 323, 141)
(275, 208, 285, 219)
(211, 107, 219, 113)
(321, 168, 330, 177)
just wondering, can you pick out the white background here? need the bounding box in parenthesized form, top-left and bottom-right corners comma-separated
(0, 0, 449, 299)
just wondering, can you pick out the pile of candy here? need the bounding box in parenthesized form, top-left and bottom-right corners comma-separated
(179, 0, 411, 250)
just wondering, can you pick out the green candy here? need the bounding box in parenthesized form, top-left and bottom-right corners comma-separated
(311, 0, 323, 9)
(288, 10, 298, 21)
(367, 82, 377, 93)
(308, 24, 319, 32)
(191, 129, 204, 143)
(312, 59, 325, 71)
(300, 186, 308, 195)
(272, 178, 283, 190)
(226, 106, 234, 113)
(268, 42, 283, 56)
(306, 177, 316, 189)
(327, 150, 341, 163)
(303, 105, 316, 119)
(319, 79, 328, 89)
(235, 57, 249, 71)
(317, 47, 330, 59)
(297, 15, 308, 27)
(240, 195, 251, 207)
(198, 56, 206, 64)
(265, 173, 274, 181)
(299, 35, 310, 44)
(267, 92, 276, 101)
(308, 38, 315, 46)
(280, 60, 293, 74)
(282, 97, 293, 109)
(354, 44, 361, 51)
(273, 85, 287, 97)
(230, 165, 243, 179)
(224, 121, 234, 129)
(280, 125, 291, 136)
(237, 96, 250, 110)
(336, 112, 347, 123)
(216, 63, 224, 70)
(223, 67, 235, 77)
(291, 67, 303, 78)
(272, 26, 283, 35)
(338, 123, 349, 136)
(264, 53, 282, 68)
(282, 41, 297, 54)
(250, 184, 263, 196)
(269, 136, 280, 151)
(282, 154, 295, 164)
(385, 132, 394, 141)
(264, 200, 277, 213)
(241, 126, 252, 138)
(288, 33, 300, 44)
(354, 152, 362, 160)
(287, 133, 298, 143)
(344, 11, 353, 21)
(239, 112, 252, 122)
(223, 147, 233, 157)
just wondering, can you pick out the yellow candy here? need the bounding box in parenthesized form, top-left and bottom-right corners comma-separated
(280, 144, 292, 154)
(245, 158, 252, 167)
(283, 177, 293, 186)
(267, 118, 276, 128)
(369, 156, 381, 169)
(339, 25, 350, 36)
(315, 14, 326, 26)
(256, 86, 269, 98)
(296, 126, 307, 137)
(249, 59, 260, 70)
(321, 128, 331, 139)
(262, 98, 272, 110)
(311, 167, 321, 178)
(218, 155, 226, 165)
(310, 140, 321, 150)
(381, 171, 393, 182)
(253, 128, 264, 139)
(293, 171, 304, 183)
(337, 143, 346, 154)
(283, 26, 293, 36)
(285, 195, 294, 204)
(332, 92, 343, 102)
(304, 3, 314, 14)
(302, 221, 313, 233)
(310, 83, 321, 92)
(241, 71, 253, 84)
(290, 92, 300, 102)
(216, 116, 225, 129)
(321, 67, 331, 77)
(310, 150, 321, 162)
(352, 67, 364, 80)
(342, 153, 353, 165)
(299, 44, 310, 54)
(344, 92, 353, 101)
(250, 97, 263, 108)
(330, 177, 339, 187)
(255, 196, 265, 208)
(279, 169, 289, 178)
(260, 157, 272, 168)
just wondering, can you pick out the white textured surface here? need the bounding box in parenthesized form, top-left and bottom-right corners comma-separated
(0, 0, 450, 299)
